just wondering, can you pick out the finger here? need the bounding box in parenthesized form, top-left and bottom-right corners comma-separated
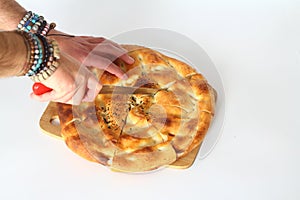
(30, 86, 78, 105)
(67, 84, 88, 105)
(84, 55, 125, 78)
(106, 62, 127, 79)
(89, 77, 102, 94)
(91, 42, 135, 64)
(119, 54, 135, 64)
(82, 78, 102, 102)
(48, 83, 78, 103)
(51, 88, 83, 105)
(55, 91, 77, 104)
(83, 76, 101, 101)
(91, 45, 134, 65)
(91, 43, 127, 59)
(30, 90, 56, 102)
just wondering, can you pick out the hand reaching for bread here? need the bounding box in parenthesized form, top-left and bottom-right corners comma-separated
(48, 30, 134, 78)
(30, 30, 135, 105)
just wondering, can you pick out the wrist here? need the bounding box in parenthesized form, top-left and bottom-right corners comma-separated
(18, 31, 61, 81)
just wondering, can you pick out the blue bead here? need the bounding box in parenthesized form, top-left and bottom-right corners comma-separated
(27, 71, 34, 76)
(24, 20, 30, 27)
(34, 64, 41, 71)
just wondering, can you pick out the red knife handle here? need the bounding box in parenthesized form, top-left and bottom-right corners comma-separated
(32, 83, 53, 95)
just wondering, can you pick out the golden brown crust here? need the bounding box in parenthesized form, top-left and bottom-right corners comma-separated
(112, 142, 177, 172)
(57, 45, 216, 172)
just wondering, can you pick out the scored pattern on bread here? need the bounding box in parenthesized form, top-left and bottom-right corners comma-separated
(57, 45, 216, 172)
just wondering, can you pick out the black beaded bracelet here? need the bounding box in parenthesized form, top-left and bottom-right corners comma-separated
(34, 34, 52, 75)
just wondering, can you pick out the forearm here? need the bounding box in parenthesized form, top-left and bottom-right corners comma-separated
(0, 0, 26, 30)
(0, 31, 27, 77)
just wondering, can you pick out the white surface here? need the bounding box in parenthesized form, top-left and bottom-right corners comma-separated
(0, 0, 299, 199)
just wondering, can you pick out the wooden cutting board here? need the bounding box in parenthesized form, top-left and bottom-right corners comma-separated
(39, 102, 201, 169)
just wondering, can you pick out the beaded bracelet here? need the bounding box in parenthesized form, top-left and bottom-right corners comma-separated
(24, 13, 40, 32)
(26, 33, 44, 76)
(17, 11, 33, 30)
(35, 34, 52, 74)
(16, 31, 43, 76)
(17, 11, 56, 36)
(16, 30, 60, 82)
(30, 38, 60, 82)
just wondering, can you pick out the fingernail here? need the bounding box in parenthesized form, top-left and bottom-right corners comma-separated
(128, 56, 135, 64)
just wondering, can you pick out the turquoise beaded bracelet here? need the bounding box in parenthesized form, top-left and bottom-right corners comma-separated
(26, 33, 44, 76)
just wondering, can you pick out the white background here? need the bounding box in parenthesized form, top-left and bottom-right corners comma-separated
(0, 0, 299, 199)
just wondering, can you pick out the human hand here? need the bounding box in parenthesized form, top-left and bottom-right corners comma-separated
(30, 53, 102, 105)
(48, 30, 134, 78)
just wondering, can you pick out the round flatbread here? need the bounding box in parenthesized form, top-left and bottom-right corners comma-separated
(57, 45, 216, 172)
